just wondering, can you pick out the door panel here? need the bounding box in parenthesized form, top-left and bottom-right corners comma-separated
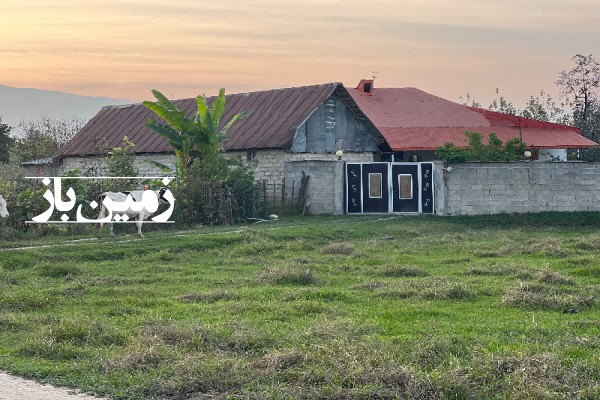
(391, 164, 419, 212)
(361, 163, 389, 213)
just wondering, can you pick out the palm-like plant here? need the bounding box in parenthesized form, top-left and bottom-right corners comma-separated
(143, 89, 248, 178)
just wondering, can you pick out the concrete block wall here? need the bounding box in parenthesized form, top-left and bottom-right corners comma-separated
(226, 150, 374, 204)
(226, 150, 375, 187)
(284, 160, 346, 214)
(437, 162, 600, 215)
(61, 154, 177, 177)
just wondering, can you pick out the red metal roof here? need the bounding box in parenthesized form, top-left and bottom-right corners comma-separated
(381, 127, 597, 151)
(59, 83, 343, 156)
(349, 87, 597, 151)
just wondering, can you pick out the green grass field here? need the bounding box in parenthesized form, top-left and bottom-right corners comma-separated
(1, 213, 599, 399)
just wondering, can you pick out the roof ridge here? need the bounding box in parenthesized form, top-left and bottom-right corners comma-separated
(224, 82, 341, 98)
(101, 103, 140, 110)
(100, 83, 342, 110)
(471, 107, 580, 131)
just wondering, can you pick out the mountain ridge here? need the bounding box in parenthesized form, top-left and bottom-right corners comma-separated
(0, 84, 132, 128)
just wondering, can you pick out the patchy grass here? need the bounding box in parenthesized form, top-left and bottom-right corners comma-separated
(177, 290, 240, 303)
(257, 267, 319, 286)
(534, 267, 574, 285)
(373, 265, 429, 277)
(0, 213, 599, 399)
(502, 282, 596, 312)
(320, 242, 355, 255)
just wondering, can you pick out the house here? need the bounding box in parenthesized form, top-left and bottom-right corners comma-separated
(53, 80, 599, 216)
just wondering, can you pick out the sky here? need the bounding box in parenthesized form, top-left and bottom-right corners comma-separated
(1, 0, 599, 108)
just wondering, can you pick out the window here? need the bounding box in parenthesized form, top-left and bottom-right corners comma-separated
(363, 82, 372, 93)
(398, 174, 413, 199)
(368, 173, 382, 198)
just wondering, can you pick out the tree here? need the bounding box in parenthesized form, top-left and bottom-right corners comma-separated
(0, 116, 13, 164)
(521, 90, 569, 124)
(488, 88, 518, 115)
(462, 89, 569, 124)
(556, 54, 600, 141)
(10, 116, 84, 163)
(143, 89, 249, 180)
(458, 93, 481, 108)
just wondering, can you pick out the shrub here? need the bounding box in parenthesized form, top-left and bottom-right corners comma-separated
(436, 130, 526, 162)
(104, 136, 139, 191)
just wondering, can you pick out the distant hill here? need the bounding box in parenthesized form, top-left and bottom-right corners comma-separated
(0, 84, 132, 129)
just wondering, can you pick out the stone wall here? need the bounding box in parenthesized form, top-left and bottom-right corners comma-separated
(283, 160, 346, 214)
(437, 162, 600, 215)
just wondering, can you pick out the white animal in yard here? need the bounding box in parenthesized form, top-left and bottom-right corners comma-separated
(0, 194, 8, 218)
(98, 188, 169, 238)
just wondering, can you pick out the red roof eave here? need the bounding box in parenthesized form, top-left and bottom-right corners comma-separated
(389, 144, 598, 152)
(381, 126, 598, 152)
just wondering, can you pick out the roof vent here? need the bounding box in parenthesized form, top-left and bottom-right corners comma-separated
(357, 79, 375, 96)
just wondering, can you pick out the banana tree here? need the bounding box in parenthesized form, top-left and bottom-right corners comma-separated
(143, 89, 248, 179)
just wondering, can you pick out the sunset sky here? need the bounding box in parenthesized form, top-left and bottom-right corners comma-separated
(1, 0, 599, 107)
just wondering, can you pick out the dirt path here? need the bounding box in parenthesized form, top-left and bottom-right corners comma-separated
(0, 371, 108, 399)
(0, 216, 400, 252)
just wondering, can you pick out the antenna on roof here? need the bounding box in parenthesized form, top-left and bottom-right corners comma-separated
(372, 71, 379, 80)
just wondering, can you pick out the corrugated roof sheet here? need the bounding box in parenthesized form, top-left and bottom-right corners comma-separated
(59, 83, 342, 156)
(349, 87, 490, 128)
(381, 127, 597, 151)
(349, 87, 598, 150)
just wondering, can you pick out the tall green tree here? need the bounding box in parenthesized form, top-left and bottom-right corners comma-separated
(0, 116, 13, 164)
(143, 89, 248, 178)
